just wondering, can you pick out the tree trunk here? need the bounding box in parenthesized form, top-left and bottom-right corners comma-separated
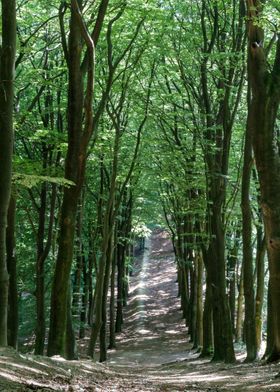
(79, 249, 89, 339)
(65, 280, 77, 360)
(264, 282, 274, 359)
(35, 182, 47, 355)
(235, 264, 244, 343)
(108, 237, 117, 349)
(100, 229, 114, 362)
(194, 252, 203, 350)
(255, 233, 265, 353)
(47, 4, 84, 356)
(242, 102, 257, 361)
(47, 0, 108, 357)
(6, 194, 18, 349)
(200, 270, 213, 357)
(246, 0, 280, 361)
(115, 243, 125, 333)
(207, 195, 235, 362)
(228, 230, 240, 336)
(0, 0, 16, 347)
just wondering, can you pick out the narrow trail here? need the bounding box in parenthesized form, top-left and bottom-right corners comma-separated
(107, 230, 189, 368)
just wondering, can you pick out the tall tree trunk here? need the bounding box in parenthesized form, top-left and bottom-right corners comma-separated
(0, 0, 16, 347)
(6, 194, 18, 349)
(207, 200, 235, 362)
(228, 233, 239, 336)
(100, 225, 114, 362)
(189, 263, 197, 344)
(246, 0, 280, 362)
(47, 0, 108, 357)
(255, 233, 265, 353)
(242, 100, 257, 361)
(65, 280, 77, 360)
(88, 129, 120, 357)
(235, 264, 244, 343)
(109, 236, 117, 349)
(35, 183, 47, 355)
(194, 252, 203, 350)
(47, 3, 84, 356)
(115, 243, 125, 333)
(200, 269, 213, 358)
(264, 282, 274, 359)
(79, 249, 89, 339)
(200, 283, 213, 357)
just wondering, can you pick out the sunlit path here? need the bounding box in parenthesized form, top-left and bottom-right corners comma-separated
(107, 229, 190, 367)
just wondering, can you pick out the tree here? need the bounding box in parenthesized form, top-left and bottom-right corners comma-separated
(47, 0, 109, 358)
(0, 0, 16, 347)
(246, 0, 280, 362)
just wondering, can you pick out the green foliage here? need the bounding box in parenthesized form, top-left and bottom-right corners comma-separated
(13, 173, 75, 189)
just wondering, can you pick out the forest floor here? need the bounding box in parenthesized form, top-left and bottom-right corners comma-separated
(1, 229, 280, 391)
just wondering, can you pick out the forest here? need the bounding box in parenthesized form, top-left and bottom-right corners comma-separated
(0, 0, 280, 391)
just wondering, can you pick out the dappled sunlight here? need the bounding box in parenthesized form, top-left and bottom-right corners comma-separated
(0, 370, 21, 382)
(0, 359, 47, 375)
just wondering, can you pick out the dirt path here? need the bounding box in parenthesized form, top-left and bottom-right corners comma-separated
(1, 230, 280, 391)
(106, 230, 189, 368)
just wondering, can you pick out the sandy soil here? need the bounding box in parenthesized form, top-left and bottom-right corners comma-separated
(0, 229, 280, 391)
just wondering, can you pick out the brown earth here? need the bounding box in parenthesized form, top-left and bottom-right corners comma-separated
(0, 229, 280, 391)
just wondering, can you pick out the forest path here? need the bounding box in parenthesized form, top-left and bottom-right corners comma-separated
(1, 230, 280, 391)
(107, 229, 190, 368)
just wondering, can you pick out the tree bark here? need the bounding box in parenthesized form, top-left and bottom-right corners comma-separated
(242, 99, 257, 361)
(235, 264, 244, 343)
(255, 233, 265, 353)
(246, 0, 280, 362)
(0, 0, 16, 347)
(6, 194, 18, 349)
(108, 234, 117, 349)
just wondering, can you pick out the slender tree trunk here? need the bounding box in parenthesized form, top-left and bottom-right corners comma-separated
(35, 182, 47, 355)
(200, 269, 213, 357)
(264, 282, 274, 359)
(194, 252, 203, 350)
(88, 129, 120, 357)
(242, 101, 257, 361)
(109, 237, 117, 349)
(228, 230, 240, 336)
(190, 263, 197, 344)
(100, 227, 114, 362)
(0, 0, 16, 347)
(200, 284, 213, 357)
(87, 228, 95, 325)
(6, 194, 18, 349)
(236, 264, 244, 343)
(79, 250, 89, 339)
(115, 243, 125, 333)
(255, 233, 265, 353)
(65, 280, 77, 360)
